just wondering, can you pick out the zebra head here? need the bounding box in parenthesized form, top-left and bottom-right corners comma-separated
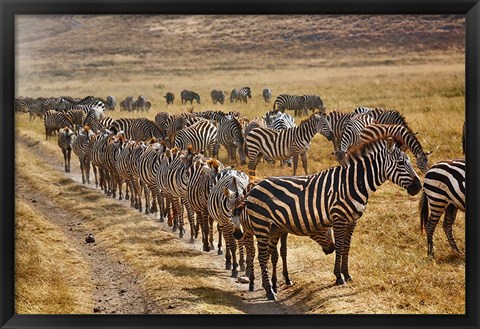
(383, 138, 422, 196)
(416, 150, 431, 173)
(314, 113, 334, 141)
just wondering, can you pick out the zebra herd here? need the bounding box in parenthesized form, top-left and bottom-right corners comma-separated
(19, 94, 465, 301)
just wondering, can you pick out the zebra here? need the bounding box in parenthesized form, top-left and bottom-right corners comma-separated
(104, 132, 128, 199)
(90, 130, 114, 195)
(273, 94, 306, 117)
(181, 90, 201, 104)
(334, 112, 376, 163)
(63, 109, 85, 132)
(359, 123, 431, 173)
(174, 120, 218, 157)
(120, 96, 134, 112)
(57, 127, 75, 173)
(208, 169, 251, 277)
(154, 112, 174, 138)
(109, 118, 164, 142)
(16, 97, 47, 121)
(246, 113, 333, 176)
(56, 96, 104, 114)
(230, 87, 252, 103)
(166, 114, 204, 147)
(156, 147, 200, 241)
(105, 95, 116, 111)
(240, 136, 421, 300)
(211, 90, 225, 104)
(43, 110, 73, 140)
(303, 94, 325, 114)
(164, 92, 175, 105)
(134, 95, 147, 112)
(82, 108, 111, 133)
(72, 126, 96, 185)
(267, 112, 296, 167)
(213, 114, 246, 165)
(419, 159, 465, 257)
(262, 88, 272, 102)
(186, 157, 226, 252)
(326, 110, 357, 153)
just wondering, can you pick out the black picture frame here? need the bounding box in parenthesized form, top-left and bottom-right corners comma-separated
(1, 1, 479, 328)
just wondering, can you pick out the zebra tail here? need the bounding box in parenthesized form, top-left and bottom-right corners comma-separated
(419, 190, 429, 233)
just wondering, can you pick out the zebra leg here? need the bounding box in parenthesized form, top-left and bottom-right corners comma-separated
(200, 213, 210, 252)
(292, 154, 300, 176)
(173, 198, 184, 238)
(300, 152, 308, 175)
(269, 232, 281, 294)
(67, 148, 71, 172)
(244, 233, 256, 292)
(340, 221, 357, 283)
(62, 149, 68, 172)
(217, 223, 223, 255)
(239, 239, 246, 272)
(333, 220, 347, 285)
(256, 231, 276, 300)
(207, 216, 215, 251)
(426, 212, 441, 257)
(182, 199, 196, 243)
(144, 187, 151, 215)
(280, 232, 293, 286)
(226, 228, 239, 278)
(79, 158, 86, 184)
(443, 205, 461, 254)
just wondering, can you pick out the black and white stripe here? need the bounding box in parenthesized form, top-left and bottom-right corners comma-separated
(241, 136, 421, 300)
(211, 90, 225, 104)
(109, 118, 164, 142)
(174, 120, 218, 156)
(273, 94, 306, 117)
(181, 90, 201, 104)
(419, 159, 465, 257)
(57, 127, 75, 173)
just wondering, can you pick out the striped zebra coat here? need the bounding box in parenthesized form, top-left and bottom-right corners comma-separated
(57, 127, 75, 173)
(419, 159, 465, 257)
(273, 94, 306, 117)
(246, 113, 333, 176)
(181, 90, 201, 104)
(334, 112, 375, 163)
(214, 114, 246, 165)
(72, 126, 96, 185)
(110, 118, 164, 142)
(44, 110, 73, 140)
(174, 119, 218, 157)
(239, 136, 421, 300)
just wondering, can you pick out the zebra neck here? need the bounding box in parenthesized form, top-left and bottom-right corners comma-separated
(298, 120, 317, 141)
(347, 150, 388, 201)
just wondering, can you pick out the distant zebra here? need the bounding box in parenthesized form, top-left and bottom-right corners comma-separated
(104, 132, 128, 199)
(273, 94, 306, 117)
(164, 92, 175, 105)
(15, 97, 46, 121)
(334, 112, 375, 163)
(214, 114, 246, 165)
(138, 141, 166, 216)
(90, 131, 114, 195)
(181, 90, 201, 104)
(241, 136, 421, 300)
(246, 113, 333, 176)
(211, 90, 225, 104)
(132, 95, 148, 112)
(72, 126, 96, 185)
(262, 88, 272, 102)
(57, 127, 75, 172)
(174, 120, 218, 157)
(208, 169, 251, 277)
(105, 95, 116, 111)
(43, 110, 73, 140)
(419, 159, 465, 257)
(109, 118, 164, 142)
(120, 96, 134, 112)
(303, 94, 325, 114)
(230, 87, 252, 103)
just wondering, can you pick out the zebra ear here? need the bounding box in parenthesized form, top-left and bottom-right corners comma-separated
(386, 137, 396, 153)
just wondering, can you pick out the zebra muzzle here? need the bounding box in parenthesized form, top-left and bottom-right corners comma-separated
(407, 177, 422, 196)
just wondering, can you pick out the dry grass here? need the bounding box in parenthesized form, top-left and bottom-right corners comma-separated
(15, 198, 94, 314)
(14, 15, 465, 314)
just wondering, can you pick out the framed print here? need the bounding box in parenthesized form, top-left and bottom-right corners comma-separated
(1, 1, 479, 329)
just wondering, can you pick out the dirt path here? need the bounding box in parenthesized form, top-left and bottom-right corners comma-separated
(16, 133, 296, 314)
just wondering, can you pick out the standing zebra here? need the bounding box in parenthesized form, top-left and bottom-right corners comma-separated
(181, 90, 201, 104)
(246, 113, 333, 176)
(164, 92, 175, 105)
(334, 112, 375, 163)
(72, 126, 96, 185)
(174, 120, 218, 157)
(208, 169, 251, 277)
(43, 110, 73, 140)
(326, 110, 357, 153)
(105, 95, 116, 111)
(90, 130, 114, 195)
(359, 123, 430, 173)
(57, 127, 75, 173)
(211, 90, 225, 104)
(268, 112, 296, 167)
(213, 114, 246, 165)
(230, 87, 252, 103)
(273, 94, 306, 117)
(120, 96, 134, 112)
(419, 159, 465, 257)
(262, 88, 272, 103)
(303, 94, 325, 114)
(109, 118, 164, 142)
(242, 136, 421, 300)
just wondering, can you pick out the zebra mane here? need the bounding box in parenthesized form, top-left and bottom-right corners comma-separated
(344, 134, 405, 161)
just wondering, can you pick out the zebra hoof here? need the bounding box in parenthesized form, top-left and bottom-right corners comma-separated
(225, 262, 232, 270)
(189, 237, 195, 244)
(285, 279, 294, 286)
(343, 274, 352, 282)
(231, 269, 238, 278)
(218, 249, 223, 256)
(172, 226, 178, 233)
(118, 196, 123, 201)
(125, 194, 130, 201)
(210, 244, 215, 250)
(249, 284, 254, 292)
(145, 209, 150, 215)
(267, 291, 277, 301)
(203, 245, 210, 252)
(335, 278, 346, 286)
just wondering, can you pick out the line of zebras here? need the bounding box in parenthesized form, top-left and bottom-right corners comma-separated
(43, 103, 464, 302)
(273, 93, 326, 117)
